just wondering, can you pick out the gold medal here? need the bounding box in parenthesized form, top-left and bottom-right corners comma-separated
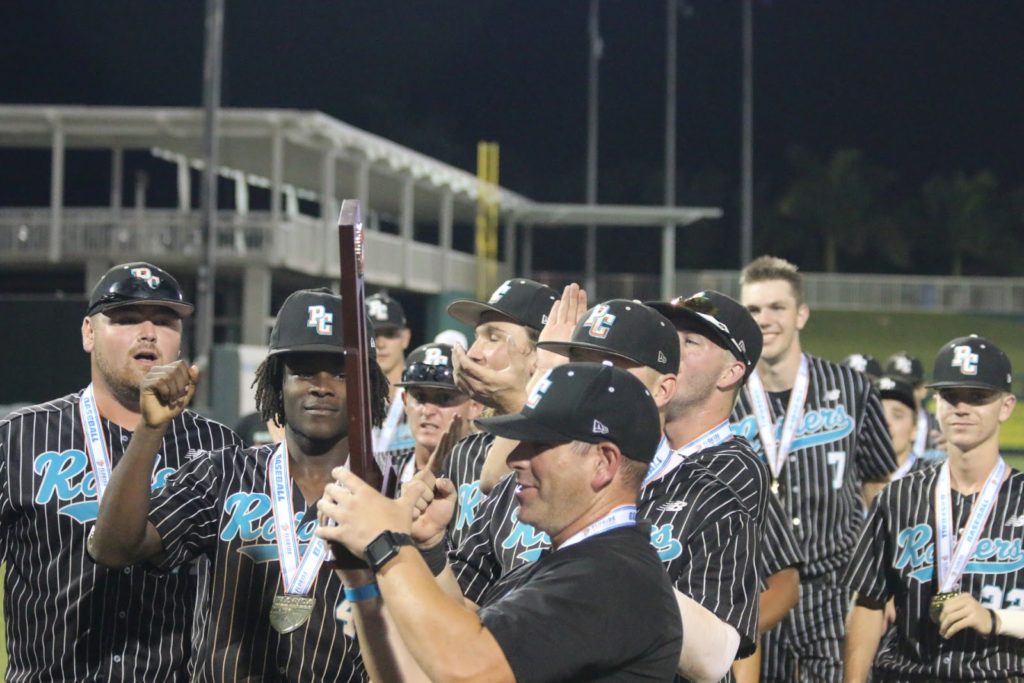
(929, 591, 959, 624)
(269, 593, 315, 634)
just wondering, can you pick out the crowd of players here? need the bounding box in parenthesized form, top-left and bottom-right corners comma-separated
(0, 255, 1021, 682)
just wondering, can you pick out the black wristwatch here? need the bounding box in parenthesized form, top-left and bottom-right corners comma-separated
(364, 531, 414, 573)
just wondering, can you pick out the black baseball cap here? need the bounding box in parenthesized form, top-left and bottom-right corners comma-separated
(885, 352, 926, 386)
(86, 262, 193, 318)
(447, 279, 559, 332)
(365, 292, 407, 332)
(476, 362, 661, 463)
(647, 290, 763, 380)
(842, 353, 883, 379)
(875, 375, 916, 412)
(536, 299, 679, 375)
(267, 288, 375, 357)
(927, 335, 1013, 393)
(397, 343, 459, 391)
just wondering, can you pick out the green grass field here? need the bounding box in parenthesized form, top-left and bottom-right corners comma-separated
(803, 309, 1024, 449)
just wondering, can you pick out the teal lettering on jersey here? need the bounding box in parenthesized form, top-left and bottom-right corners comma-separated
(221, 493, 318, 564)
(501, 509, 551, 562)
(457, 481, 483, 530)
(649, 523, 683, 562)
(731, 406, 855, 456)
(895, 523, 1024, 582)
(34, 449, 173, 523)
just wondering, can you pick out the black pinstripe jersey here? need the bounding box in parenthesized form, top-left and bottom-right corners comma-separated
(845, 466, 1024, 680)
(761, 492, 805, 576)
(148, 444, 366, 683)
(731, 354, 897, 577)
(687, 436, 770, 525)
(452, 456, 760, 658)
(442, 431, 493, 551)
(0, 393, 240, 683)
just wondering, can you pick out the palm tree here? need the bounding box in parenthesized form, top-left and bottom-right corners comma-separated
(920, 171, 1002, 276)
(778, 147, 893, 272)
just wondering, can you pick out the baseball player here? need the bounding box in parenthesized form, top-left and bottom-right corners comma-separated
(845, 335, 1024, 682)
(453, 297, 761, 682)
(0, 262, 240, 682)
(885, 351, 945, 461)
(442, 278, 559, 549)
(876, 374, 935, 480)
(648, 290, 805, 682)
(388, 342, 483, 489)
(318, 363, 683, 682)
(730, 255, 897, 682)
(365, 291, 415, 456)
(88, 288, 389, 681)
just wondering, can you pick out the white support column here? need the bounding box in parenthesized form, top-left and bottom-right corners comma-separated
(110, 146, 123, 217)
(177, 155, 192, 213)
(233, 170, 249, 215)
(241, 265, 272, 345)
(49, 122, 65, 262)
(355, 158, 370, 228)
(522, 224, 534, 280)
(400, 176, 414, 286)
(439, 188, 454, 289)
(504, 214, 517, 278)
(661, 224, 676, 300)
(270, 126, 283, 226)
(320, 149, 337, 273)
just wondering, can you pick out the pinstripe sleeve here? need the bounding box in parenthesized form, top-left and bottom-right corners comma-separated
(855, 380, 898, 482)
(149, 448, 227, 570)
(679, 510, 760, 656)
(759, 493, 804, 577)
(843, 488, 895, 603)
(449, 476, 510, 604)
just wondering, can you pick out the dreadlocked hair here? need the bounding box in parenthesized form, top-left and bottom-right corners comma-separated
(251, 353, 391, 429)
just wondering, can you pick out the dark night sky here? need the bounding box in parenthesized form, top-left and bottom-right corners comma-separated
(2, 1, 1022, 272)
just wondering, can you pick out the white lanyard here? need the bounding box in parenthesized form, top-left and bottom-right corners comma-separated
(934, 458, 1006, 593)
(269, 443, 329, 595)
(373, 387, 406, 454)
(559, 505, 637, 551)
(643, 420, 734, 487)
(892, 451, 918, 480)
(746, 354, 810, 481)
(914, 408, 929, 457)
(78, 385, 113, 502)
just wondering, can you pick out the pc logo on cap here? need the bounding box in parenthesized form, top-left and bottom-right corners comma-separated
(86, 262, 193, 318)
(927, 335, 1012, 392)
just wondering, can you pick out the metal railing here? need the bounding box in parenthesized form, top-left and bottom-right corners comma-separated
(532, 269, 1024, 314)
(0, 207, 502, 293)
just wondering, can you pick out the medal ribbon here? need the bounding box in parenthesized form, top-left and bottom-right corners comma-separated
(891, 451, 918, 480)
(913, 408, 929, 457)
(746, 354, 810, 482)
(934, 458, 1006, 593)
(79, 384, 113, 502)
(269, 443, 329, 595)
(643, 420, 734, 487)
(559, 505, 637, 550)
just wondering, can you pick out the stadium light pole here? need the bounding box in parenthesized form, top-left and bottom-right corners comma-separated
(584, 0, 601, 296)
(661, 0, 678, 301)
(195, 0, 224, 407)
(740, 0, 754, 267)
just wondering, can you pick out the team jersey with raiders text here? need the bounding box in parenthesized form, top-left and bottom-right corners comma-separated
(453, 456, 760, 661)
(0, 393, 240, 683)
(442, 431, 493, 550)
(148, 443, 366, 683)
(845, 466, 1024, 680)
(730, 354, 897, 577)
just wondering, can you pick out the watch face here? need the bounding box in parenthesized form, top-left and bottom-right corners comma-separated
(366, 531, 401, 572)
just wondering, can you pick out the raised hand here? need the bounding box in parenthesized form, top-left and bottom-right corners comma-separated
(139, 361, 198, 430)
